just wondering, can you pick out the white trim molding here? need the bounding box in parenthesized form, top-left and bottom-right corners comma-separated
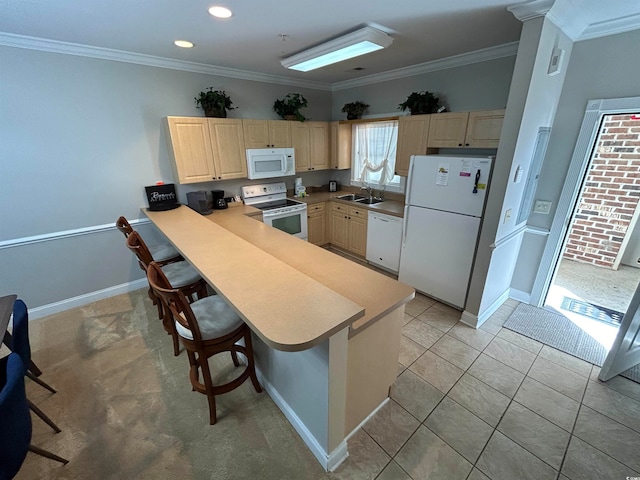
(508, 0, 554, 22)
(462, 288, 511, 328)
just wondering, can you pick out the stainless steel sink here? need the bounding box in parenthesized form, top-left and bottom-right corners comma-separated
(336, 193, 367, 201)
(356, 197, 385, 205)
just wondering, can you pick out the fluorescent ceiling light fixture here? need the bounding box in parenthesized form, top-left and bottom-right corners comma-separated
(208, 6, 232, 18)
(281, 26, 393, 72)
(174, 40, 194, 48)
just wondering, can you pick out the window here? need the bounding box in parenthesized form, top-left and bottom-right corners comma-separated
(350, 120, 404, 193)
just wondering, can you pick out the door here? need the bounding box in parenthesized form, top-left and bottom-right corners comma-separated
(399, 206, 481, 308)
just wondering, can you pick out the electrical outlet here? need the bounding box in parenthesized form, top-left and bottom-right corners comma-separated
(533, 200, 552, 214)
(504, 208, 512, 224)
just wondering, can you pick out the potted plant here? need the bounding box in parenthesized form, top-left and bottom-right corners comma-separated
(273, 93, 308, 121)
(398, 91, 440, 115)
(194, 88, 235, 118)
(341, 101, 369, 120)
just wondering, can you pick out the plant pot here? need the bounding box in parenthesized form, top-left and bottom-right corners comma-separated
(346, 113, 360, 120)
(204, 108, 227, 118)
(284, 114, 297, 121)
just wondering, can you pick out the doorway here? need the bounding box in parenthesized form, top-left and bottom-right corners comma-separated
(544, 111, 640, 348)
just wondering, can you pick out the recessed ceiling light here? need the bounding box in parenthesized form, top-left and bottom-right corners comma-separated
(208, 6, 232, 18)
(174, 40, 194, 48)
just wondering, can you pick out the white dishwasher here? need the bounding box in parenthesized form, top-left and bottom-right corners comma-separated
(366, 211, 403, 273)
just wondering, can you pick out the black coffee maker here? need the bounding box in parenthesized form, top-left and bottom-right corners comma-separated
(211, 190, 227, 209)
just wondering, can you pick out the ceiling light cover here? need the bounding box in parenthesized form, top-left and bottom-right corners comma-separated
(174, 40, 194, 48)
(281, 26, 393, 72)
(208, 6, 232, 18)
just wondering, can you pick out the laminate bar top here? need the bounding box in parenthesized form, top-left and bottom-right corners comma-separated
(144, 206, 364, 352)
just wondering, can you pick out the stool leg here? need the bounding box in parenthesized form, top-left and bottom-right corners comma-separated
(243, 329, 262, 394)
(199, 358, 217, 425)
(29, 445, 69, 465)
(230, 351, 240, 367)
(28, 400, 62, 433)
(27, 370, 57, 394)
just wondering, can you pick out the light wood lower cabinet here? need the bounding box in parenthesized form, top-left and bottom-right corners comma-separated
(164, 116, 247, 184)
(307, 202, 327, 246)
(331, 203, 367, 257)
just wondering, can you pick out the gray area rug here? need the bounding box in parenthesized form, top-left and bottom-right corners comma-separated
(503, 303, 639, 383)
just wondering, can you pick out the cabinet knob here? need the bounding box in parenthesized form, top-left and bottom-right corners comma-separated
(465, 143, 470, 146)
(458, 143, 463, 147)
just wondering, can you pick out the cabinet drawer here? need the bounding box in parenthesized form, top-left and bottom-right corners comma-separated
(348, 206, 367, 218)
(308, 202, 325, 213)
(332, 202, 348, 213)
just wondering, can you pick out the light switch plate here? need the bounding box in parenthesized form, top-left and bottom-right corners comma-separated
(534, 200, 552, 214)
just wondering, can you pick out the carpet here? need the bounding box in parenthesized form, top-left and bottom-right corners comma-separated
(503, 303, 639, 383)
(560, 296, 623, 326)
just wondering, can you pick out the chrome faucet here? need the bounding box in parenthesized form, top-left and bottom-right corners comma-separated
(361, 184, 373, 198)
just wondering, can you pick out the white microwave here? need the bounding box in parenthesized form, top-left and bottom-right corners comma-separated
(246, 148, 295, 180)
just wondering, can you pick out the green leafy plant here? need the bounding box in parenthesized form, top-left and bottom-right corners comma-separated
(398, 91, 440, 115)
(194, 88, 235, 118)
(273, 93, 308, 122)
(341, 101, 369, 120)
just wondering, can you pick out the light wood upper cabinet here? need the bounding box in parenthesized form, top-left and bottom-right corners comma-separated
(427, 109, 505, 149)
(242, 119, 291, 148)
(395, 115, 430, 176)
(331, 122, 352, 170)
(164, 116, 247, 184)
(292, 121, 330, 172)
(465, 109, 505, 148)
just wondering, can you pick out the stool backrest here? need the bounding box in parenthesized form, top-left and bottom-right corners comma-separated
(0, 353, 31, 480)
(116, 216, 134, 238)
(126, 231, 154, 269)
(146, 262, 204, 343)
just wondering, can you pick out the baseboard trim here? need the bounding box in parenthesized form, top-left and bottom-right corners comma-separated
(344, 397, 389, 443)
(466, 288, 511, 328)
(509, 288, 531, 304)
(29, 279, 148, 320)
(460, 310, 479, 328)
(254, 367, 345, 472)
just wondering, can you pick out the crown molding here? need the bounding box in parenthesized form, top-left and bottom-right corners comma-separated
(0, 32, 332, 91)
(331, 42, 519, 92)
(578, 13, 640, 41)
(507, 0, 555, 21)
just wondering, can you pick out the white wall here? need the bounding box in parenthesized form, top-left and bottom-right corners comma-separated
(0, 45, 331, 311)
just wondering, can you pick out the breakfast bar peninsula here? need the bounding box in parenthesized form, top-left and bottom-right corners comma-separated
(144, 204, 414, 471)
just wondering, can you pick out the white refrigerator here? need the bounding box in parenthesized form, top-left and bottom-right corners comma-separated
(398, 155, 493, 309)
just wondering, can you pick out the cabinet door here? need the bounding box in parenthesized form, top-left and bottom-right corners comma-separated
(308, 203, 327, 246)
(427, 112, 469, 148)
(164, 117, 217, 184)
(465, 109, 505, 148)
(331, 121, 352, 170)
(242, 120, 271, 148)
(348, 206, 368, 257)
(269, 121, 292, 147)
(396, 115, 430, 176)
(208, 119, 248, 180)
(309, 122, 330, 170)
(291, 122, 311, 171)
(331, 203, 349, 249)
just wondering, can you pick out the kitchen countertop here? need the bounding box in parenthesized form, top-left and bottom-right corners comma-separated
(291, 191, 405, 217)
(144, 205, 413, 350)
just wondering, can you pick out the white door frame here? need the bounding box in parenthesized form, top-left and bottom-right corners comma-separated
(530, 96, 640, 306)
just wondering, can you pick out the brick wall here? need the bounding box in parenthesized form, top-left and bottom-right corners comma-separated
(563, 114, 640, 268)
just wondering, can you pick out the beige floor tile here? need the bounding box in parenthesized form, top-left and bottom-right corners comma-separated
(398, 335, 426, 368)
(402, 313, 413, 326)
(375, 461, 411, 480)
(404, 296, 436, 317)
(514, 377, 580, 432)
(424, 397, 493, 463)
(448, 323, 494, 351)
(468, 354, 525, 398)
(390, 370, 444, 421)
(397, 363, 406, 377)
(476, 431, 557, 480)
(478, 312, 508, 335)
(582, 380, 640, 433)
(528, 356, 588, 402)
(447, 373, 511, 427)
(467, 468, 491, 480)
(416, 307, 459, 333)
(409, 351, 464, 393)
(401, 319, 445, 349)
(395, 426, 473, 480)
(538, 345, 592, 378)
(362, 400, 420, 457)
(561, 436, 640, 480)
(573, 405, 640, 472)
(496, 328, 543, 354)
(484, 336, 537, 374)
(429, 334, 481, 370)
(497, 401, 571, 470)
(330, 429, 390, 480)
(591, 366, 640, 403)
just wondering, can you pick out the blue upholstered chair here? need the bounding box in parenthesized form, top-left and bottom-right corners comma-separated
(0, 353, 68, 479)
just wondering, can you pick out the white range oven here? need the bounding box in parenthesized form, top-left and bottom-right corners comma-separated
(241, 182, 308, 241)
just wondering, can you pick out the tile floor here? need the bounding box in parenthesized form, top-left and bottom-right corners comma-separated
(331, 294, 640, 480)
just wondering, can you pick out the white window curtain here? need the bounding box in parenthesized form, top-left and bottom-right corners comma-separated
(355, 121, 398, 186)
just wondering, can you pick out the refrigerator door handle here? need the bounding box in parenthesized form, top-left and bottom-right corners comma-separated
(402, 205, 409, 248)
(473, 168, 481, 194)
(405, 156, 416, 202)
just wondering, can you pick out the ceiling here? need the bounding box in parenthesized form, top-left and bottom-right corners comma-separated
(1, 0, 639, 87)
